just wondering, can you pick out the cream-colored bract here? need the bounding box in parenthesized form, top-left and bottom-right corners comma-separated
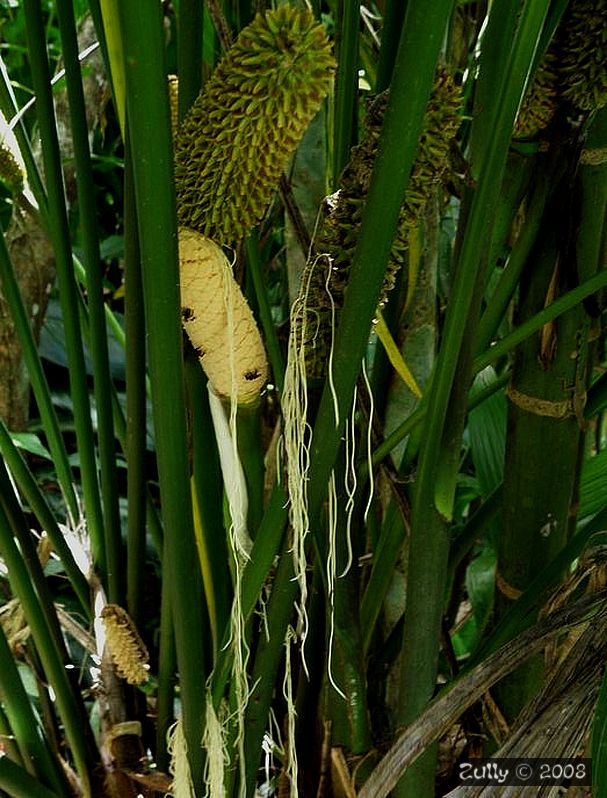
(178, 227, 268, 405)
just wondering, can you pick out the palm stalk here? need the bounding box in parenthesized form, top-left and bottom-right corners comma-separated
(118, 1, 208, 787)
(23, 0, 105, 571)
(307, 0, 457, 543)
(0, 420, 90, 615)
(394, 3, 552, 794)
(54, 0, 123, 604)
(0, 750, 65, 798)
(0, 494, 100, 795)
(0, 233, 78, 523)
(177, 0, 204, 119)
(0, 622, 68, 795)
(494, 117, 605, 720)
(332, 0, 359, 187)
(123, 138, 148, 624)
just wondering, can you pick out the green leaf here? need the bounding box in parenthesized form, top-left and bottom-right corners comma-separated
(10, 432, 51, 460)
(579, 450, 607, 519)
(468, 366, 507, 497)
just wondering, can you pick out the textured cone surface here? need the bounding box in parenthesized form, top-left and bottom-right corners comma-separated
(0, 142, 23, 194)
(174, 5, 335, 245)
(179, 227, 268, 403)
(295, 67, 461, 378)
(101, 605, 149, 686)
(559, 0, 607, 111)
(514, 53, 559, 138)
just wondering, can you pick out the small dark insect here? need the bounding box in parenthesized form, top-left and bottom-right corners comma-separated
(244, 369, 261, 381)
(194, 346, 205, 358)
(182, 306, 195, 321)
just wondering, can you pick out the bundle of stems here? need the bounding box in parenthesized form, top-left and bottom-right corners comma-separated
(0, 1, 606, 797)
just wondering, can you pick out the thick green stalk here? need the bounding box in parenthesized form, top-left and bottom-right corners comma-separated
(0, 498, 100, 796)
(243, 545, 298, 794)
(477, 148, 567, 354)
(494, 119, 605, 720)
(55, 0, 123, 604)
(376, 0, 407, 92)
(236, 401, 265, 538)
(332, 0, 359, 187)
(473, 506, 607, 664)
(210, 481, 288, 705)
(155, 579, 177, 774)
(394, 4, 551, 794)
(474, 267, 607, 373)
(245, 232, 285, 391)
(0, 748, 64, 798)
(326, 466, 371, 757)
(185, 354, 230, 656)
(23, 0, 105, 570)
(178, 0, 204, 119)
(0, 420, 90, 615)
(118, 2, 208, 786)
(123, 139, 148, 624)
(0, 233, 78, 523)
(307, 0, 457, 544)
(0, 624, 67, 795)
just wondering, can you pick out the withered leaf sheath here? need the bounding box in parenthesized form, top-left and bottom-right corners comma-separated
(178, 227, 268, 404)
(101, 604, 149, 686)
(559, 0, 607, 112)
(294, 67, 461, 379)
(174, 5, 335, 245)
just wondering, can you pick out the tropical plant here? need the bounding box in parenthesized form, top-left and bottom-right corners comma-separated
(0, 1, 606, 797)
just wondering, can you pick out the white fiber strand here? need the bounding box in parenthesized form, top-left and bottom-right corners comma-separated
(361, 358, 375, 524)
(327, 471, 346, 700)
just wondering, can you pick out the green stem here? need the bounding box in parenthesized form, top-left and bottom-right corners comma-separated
(245, 232, 285, 391)
(119, 2, 208, 785)
(0, 752, 64, 798)
(155, 579, 177, 774)
(185, 354, 230, 658)
(308, 0, 458, 541)
(123, 138, 148, 625)
(476, 148, 565, 354)
(332, 0, 359, 187)
(0, 234, 78, 524)
(23, 0, 105, 572)
(210, 481, 288, 705)
(473, 268, 607, 373)
(0, 624, 67, 795)
(375, 0, 407, 92)
(394, 4, 552, 794)
(0, 497, 100, 796)
(244, 544, 297, 794)
(55, 0, 123, 604)
(178, 0, 204, 119)
(0, 420, 90, 615)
